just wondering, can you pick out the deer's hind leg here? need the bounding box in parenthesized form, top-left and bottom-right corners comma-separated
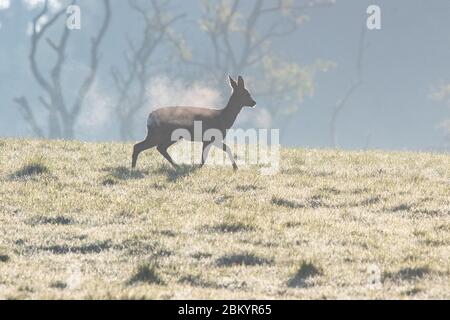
(157, 141, 178, 169)
(132, 128, 158, 168)
(216, 141, 238, 170)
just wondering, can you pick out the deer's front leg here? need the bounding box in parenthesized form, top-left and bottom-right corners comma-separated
(217, 142, 238, 171)
(200, 141, 214, 168)
(157, 142, 179, 169)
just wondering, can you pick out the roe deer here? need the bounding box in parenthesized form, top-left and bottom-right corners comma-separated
(132, 76, 256, 170)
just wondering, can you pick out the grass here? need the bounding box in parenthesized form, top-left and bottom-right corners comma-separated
(0, 138, 449, 299)
(10, 156, 50, 179)
(287, 261, 322, 288)
(215, 253, 272, 267)
(205, 222, 255, 233)
(128, 261, 164, 285)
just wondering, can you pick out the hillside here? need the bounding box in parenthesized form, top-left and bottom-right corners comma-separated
(0, 139, 449, 299)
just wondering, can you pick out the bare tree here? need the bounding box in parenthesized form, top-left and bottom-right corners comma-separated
(111, 0, 184, 140)
(183, 0, 335, 134)
(14, 0, 111, 139)
(329, 26, 367, 148)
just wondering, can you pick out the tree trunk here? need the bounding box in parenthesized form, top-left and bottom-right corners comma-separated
(48, 112, 61, 139)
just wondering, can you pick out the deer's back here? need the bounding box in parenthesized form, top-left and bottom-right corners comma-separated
(148, 106, 225, 140)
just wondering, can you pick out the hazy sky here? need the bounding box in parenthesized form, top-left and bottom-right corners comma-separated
(0, 0, 449, 151)
(283, 0, 450, 151)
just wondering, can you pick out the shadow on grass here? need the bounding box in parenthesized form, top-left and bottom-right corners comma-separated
(128, 261, 164, 286)
(319, 186, 342, 195)
(384, 266, 432, 281)
(27, 215, 73, 226)
(389, 203, 413, 212)
(191, 252, 213, 260)
(178, 274, 218, 288)
(101, 176, 118, 186)
(271, 197, 305, 209)
(10, 160, 50, 180)
(272, 195, 329, 209)
(117, 239, 172, 257)
(0, 253, 10, 263)
(203, 222, 255, 233)
(357, 195, 382, 206)
(102, 166, 149, 180)
(153, 164, 200, 182)
(287, 261, 322, 288)
(236, 184, 261, 192)
(216, 253, 272, 267)
(50, 281, 67, 290)
(38, 240, 112, 255)
(102, 164, 199, 183)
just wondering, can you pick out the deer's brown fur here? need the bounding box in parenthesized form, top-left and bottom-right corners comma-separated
(132, 76, 256, 170)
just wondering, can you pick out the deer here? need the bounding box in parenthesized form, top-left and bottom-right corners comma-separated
(132, 76, 256, 170)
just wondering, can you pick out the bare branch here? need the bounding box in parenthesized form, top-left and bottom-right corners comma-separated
(29, 5, 66, 96)
(71, 0, 111, 119)
(38, 96, 51, 110)
(260, 0, 335, 14)
(49, 24, 71, 122)
(112, 0, 184, 139)
(13, 97, 45, 137)
(16, 0, 111, 139)
(330, 25, 367, 147)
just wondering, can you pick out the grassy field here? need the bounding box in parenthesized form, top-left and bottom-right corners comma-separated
(0, 138, 449, 299)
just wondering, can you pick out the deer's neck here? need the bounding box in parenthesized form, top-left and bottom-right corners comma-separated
(220, 96, 242, 129)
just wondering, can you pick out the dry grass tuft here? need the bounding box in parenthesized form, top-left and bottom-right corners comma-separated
(216, 253, 272, 267)
(128, 261, 164, 285)
(0, 254, 10, 263)
(206, 222, 255, 233)
(385, 266, 432, 281)
(287, 261, 322, 288)
(11, 157, 50, 179)
(27, 215, 73, 226)
(271, 196, 304, 209)
(50, 281, 67, 290)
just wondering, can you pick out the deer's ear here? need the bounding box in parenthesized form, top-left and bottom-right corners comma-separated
(229, 76, 238, 90)
(237, 76, 245, 89)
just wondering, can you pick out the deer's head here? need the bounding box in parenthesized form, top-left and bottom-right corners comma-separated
(229, 76, 256, 108)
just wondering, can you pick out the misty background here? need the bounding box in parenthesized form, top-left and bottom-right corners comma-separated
(0, 0, 449, 151)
